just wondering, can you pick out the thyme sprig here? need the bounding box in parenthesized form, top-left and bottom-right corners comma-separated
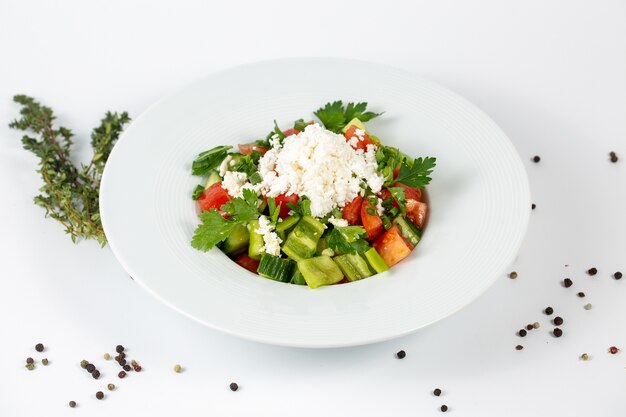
(9, 95, 130, 246)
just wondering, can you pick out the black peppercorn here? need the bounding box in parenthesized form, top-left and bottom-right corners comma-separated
(69, 401, 76, 408)
(229, 382, 239, 391)
(531, 203, 536, 210)
(92, 370, 100, 379)
(544, 306, 554, 315)
(433, 388, 442, 396)
(396, 350, 406, 359)
(577, 292, 585, 298)
(441, 405, 448, 412)
(515, 345, 524, 350)
(519, 329, 527, 337)
(123, 364, 131, 372)
(86, 363, 95, 373)
(526, 324, 533, 331)
(563, 278, 573, 288)
(587, 267, 597, 276)
(553, 328, 563, 337)
(35, 343, 44, 352)
(614, 271, 622, 280)
(118, 371, 126, 379)
(554, 316, 564, 326)
(115, 345, 124, 353)
(26, 357, 34, 364)
(95, 391, 104, 400)
(532, 155, 540, 163)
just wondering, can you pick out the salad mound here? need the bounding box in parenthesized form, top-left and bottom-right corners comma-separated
(190, 101, 436, 289)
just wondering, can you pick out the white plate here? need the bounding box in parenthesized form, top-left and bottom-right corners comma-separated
(100, 58, 530, 348)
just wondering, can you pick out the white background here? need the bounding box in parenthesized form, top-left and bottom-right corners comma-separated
(1, 0, 625, 415)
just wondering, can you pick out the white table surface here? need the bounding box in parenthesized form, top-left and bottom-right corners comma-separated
(1, 0, 625, 415)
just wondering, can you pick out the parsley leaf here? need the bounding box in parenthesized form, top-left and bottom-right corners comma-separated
(394, 157, 437, 189)
(386, 187, 406, 215)
(328, 226, 370, 255)
(220, 189, 260, 222)
(192, 184, 205, 201)
(286, 197, 311, 216)
(191, 209, 238, 251)
(191, 145, 232, 176)
(314, 101, 383, 133)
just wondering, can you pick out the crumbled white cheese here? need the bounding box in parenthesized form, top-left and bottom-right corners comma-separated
(328, 216, 349, 228)
(258, 123, 384, 218)
(257, 215, 282, 256)
(269, 135, 283, 150)
(354, 128, 365, 139)
(229, 160, 236, 167)
(347, 136, 359, 148)
(221, 171, 248, 198)
(219, 155, 233, 177)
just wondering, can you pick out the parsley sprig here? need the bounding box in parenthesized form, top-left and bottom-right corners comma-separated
(394, 157, 437, 189)
(314, 101, 382, 133)
(328, 226, 370, 255)
(191, 188, 260, 251)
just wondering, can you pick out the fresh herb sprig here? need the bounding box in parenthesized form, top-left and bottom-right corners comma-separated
(9, 95, 130, 245)
(314, 101, 382, 133)
(394, 157, 437, 189)
(191, 188, 260, 251)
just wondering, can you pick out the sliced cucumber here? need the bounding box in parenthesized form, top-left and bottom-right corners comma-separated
(258, 254, 296, 283)
(333, 253, 373, 282)
(290, 266, 307, 285)
(205, 170, 221, 189)
(298, 255, 344, 289)
(282, 216, 325, 261)
(247, 219, 264, 260)
(364, 247, 389, 274)
(393, 216, 421, 247)
(221, 223, 249, 256)
(276, 215, 300, 233)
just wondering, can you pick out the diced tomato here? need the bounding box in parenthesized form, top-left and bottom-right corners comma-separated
(372, 226, 413, 267)
(238, 144, 269, 156)
(234, 254, 260, 273)
(406, 199, 428, 229)
(393, 165, 400, 179)
(391, 182, 422, 201)
(344, 125, 376, 151)
(360, 197, 383, 241)
(378, 188, 395, 207)
(337, 278, 350, 284)
(282, 128, 300, 137)
(271, 193, 299, 219)
(197, 182, 232, 214)
(341, 196, 362, 225)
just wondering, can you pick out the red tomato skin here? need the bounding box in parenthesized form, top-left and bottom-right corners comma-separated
(270, 193, 299, 219)
(234, 254, 260, 273)
(282, 128, 300, 137)
(406, 199, 428, 229)
(344, 125, 376, 151)
(341, 196, 363, 225)
(360, 198, 383, 241)
(393, 166, 400, 179)
(391, 182, 422, 202)
(238, 144, 269, 155)
(197, 182, 232, 214)
(372, 226, 413, 267)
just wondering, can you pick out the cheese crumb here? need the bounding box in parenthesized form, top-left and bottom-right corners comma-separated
(258, 123, 384, 218)
(257, 215, 282, 256)
(376, 198, 384, 216)
(221, 171, 248, 198)
(328, 217, 349, 228)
